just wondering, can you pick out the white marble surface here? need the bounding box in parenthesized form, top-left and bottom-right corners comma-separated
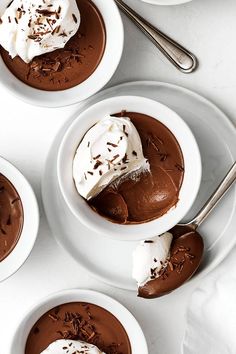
(0, 0, 236, 353)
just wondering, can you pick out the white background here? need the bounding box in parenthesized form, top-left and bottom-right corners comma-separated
(0, 0, 236, 353)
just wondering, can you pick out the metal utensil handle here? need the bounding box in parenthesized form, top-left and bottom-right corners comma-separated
(191, 162, 236, 228)
(115, 0, 197, 73)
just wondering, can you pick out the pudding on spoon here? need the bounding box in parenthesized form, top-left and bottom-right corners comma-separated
(134, 163, 236, 298)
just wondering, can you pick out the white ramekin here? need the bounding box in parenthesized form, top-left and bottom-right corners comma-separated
(0, 156, 39, 282)
(9, 289, 148, 354)
(57, 95, 202, 242)
(0, 0, 124, 107)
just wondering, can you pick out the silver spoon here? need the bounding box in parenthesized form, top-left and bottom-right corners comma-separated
(115, 0, 198, 73)
(178, 162, 236, 231)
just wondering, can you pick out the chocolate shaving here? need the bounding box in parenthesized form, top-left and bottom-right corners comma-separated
(155, 136, 164, 145)
(36, 9, 57, 16)
(168, 261, 174, 271)
(175, 163, 185, 172)
(11, 197, 20, 204)
(159, 153, 168, 162)
(107, 142, 118, 148)
(72, 13, 78, 23)
(93, 154, 101, 160)
(110, 154, 119, 163)
(93, 160, 102, 170)
(48, 314, 59, 322)
(28, 34, 38, 40)
(52, 25, 61, 35)
(122, 125, 129, 137)
(122, 153, 128, 164)
(52, 62, 61, 72)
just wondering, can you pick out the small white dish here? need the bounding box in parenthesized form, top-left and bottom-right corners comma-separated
(42, 81, 236, 291)
(57, 95, 201, 242)
(0, 0, 124, 107)
(140, 0, 193, 5)
(0, 156, 39, 282)
(9, 289, 148, 354)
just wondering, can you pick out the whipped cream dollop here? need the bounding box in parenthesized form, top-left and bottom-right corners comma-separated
(73, 115, 149, 200)
(40, 339, 105, 354)
(132, 233, 173, 286)
(0, 0, 80, 63)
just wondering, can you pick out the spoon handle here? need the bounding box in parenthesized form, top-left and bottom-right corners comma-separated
(114, 0, 197, 73)
(191, 162, 236, 228)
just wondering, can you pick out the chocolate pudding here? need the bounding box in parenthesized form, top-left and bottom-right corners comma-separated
(89, 112, 184, 224)
(0, 174, 23, 262)
(25, 302, 131, 354)
(0, 0, 106, 91)
(138, 226, 204, 298)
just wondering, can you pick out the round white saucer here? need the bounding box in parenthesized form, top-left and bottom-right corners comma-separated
(42, 81, 236, 291)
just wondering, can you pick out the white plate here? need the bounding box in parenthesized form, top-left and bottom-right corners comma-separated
(10, 289, 148, 354)
(42, 81, 236, 291)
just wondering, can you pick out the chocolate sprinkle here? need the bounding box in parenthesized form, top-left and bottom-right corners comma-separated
(72, 13, 78, 23)
(93, 160, 102, 170)
(107, 142, 118, 148)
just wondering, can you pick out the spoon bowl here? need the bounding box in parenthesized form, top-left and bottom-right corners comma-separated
(139, 226, 204, 298)
(138, 162, 236, 298)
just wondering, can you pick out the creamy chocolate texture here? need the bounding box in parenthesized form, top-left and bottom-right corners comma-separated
(25, 302, 131, 354)
(0, 0, 106, 91)
(0, 173, 23, 262)
(89, 112, 184, 224)
(138, 225, 204, 298)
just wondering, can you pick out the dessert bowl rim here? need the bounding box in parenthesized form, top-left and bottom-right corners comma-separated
(0, 0, 124, 107)
(57, 95, 202, 242)
(9, 288, 148, 354)
(0, 156, 39, 282)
